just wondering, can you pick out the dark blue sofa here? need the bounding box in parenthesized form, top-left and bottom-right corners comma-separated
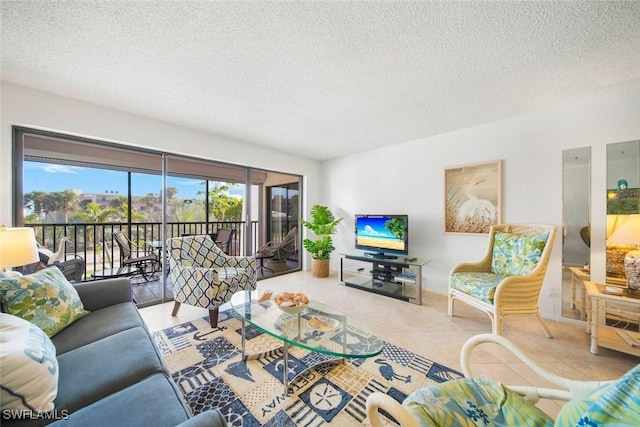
(4, 278, 226, 427)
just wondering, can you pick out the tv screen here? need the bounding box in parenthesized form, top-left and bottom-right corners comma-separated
(355, 214, 408, 258)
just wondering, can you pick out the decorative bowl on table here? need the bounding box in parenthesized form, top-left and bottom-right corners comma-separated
(274, 292, 309, 314)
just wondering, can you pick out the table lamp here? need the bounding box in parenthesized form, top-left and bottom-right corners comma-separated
(0, 226, 40, 277)
(607, 214, 640, 290)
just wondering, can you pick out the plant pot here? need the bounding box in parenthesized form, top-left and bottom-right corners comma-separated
(311, 258, 330, 278)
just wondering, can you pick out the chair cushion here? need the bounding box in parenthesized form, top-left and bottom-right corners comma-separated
(55, 327, 166, 412)
(554, 364, 640, 427)
(49, 374, 192, 427)
(0, 314, 59, 412)
(403, 377, 553, 427)
(450, 272, 506, 304)
(52, 302, 145, 355)
(0, 266, 89, 337)
(491, 231, 549, 276)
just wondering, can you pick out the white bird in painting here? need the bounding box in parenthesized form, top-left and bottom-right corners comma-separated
(47, 237, 71, 265)
(457, 180, 497, 222)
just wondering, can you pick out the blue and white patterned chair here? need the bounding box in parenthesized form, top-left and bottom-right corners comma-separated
(167, 235, 257, 327)
(449, 224, 557, 337)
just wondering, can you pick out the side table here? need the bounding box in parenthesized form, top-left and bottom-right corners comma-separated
(569, 267, 589, 321)
(584, 281, 640, 357)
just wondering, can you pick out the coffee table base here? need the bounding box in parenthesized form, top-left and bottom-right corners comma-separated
(240, 318, 345, 394)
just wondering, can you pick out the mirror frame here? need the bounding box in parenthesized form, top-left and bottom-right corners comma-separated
(606, 140, 640, 286)
(562, 147, 591, 320)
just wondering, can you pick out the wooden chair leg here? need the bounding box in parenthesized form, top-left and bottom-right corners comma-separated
(171, 301, 181, 316)
(209, 308, 219, 328)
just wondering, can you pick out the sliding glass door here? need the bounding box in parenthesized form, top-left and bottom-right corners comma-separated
(13, 126, 302, 306)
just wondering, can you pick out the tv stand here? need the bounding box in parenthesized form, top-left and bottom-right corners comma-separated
(339, 252, 430, 304)
(365, 251, 398, 260)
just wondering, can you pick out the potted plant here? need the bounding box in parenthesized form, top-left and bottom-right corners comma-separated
(300, 205, 343, 278)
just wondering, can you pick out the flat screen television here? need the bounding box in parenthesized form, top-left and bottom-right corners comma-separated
(355, 214, 408, 259)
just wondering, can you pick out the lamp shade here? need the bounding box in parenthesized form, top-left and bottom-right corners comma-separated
(606, 215, 640, 246)
(606, 215, 640, 290)
(0, 227, 40, 269)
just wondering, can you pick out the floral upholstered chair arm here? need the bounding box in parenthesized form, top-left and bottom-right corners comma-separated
(366, 333, 623, 427)
(554, 364, 640, 427)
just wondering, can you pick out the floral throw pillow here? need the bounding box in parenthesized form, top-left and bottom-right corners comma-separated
(0, 266, 89, 337)
(491, 231, 549, 276)
(554, 364, 640, 427)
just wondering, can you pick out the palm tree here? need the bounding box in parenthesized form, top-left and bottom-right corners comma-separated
(24, 190, 79, 223)
(24, 190, 49, 221)
(166, 186, 178, 201)
(166, 199, 205, 222)
(73, 203, 117, 224)
(198, 182, 242, 221)
(51, 190, 80, 223)
(109, 195, 128, 210)
(385, 218, 407, 240)
(71, 203, 118, 248)
(139, 193, 157, 219)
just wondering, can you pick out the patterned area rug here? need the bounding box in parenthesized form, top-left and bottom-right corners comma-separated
(152, 310, 463, 426)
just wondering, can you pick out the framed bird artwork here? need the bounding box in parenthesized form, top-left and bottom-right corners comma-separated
(445, 160, 503, 234)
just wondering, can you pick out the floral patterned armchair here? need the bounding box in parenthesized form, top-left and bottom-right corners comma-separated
(167, 235, 257, 327)
(367, 333, 639, 427)
(448, 224, 557, 337)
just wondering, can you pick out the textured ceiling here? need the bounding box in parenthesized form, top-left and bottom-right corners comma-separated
(2, 1, 640, 161)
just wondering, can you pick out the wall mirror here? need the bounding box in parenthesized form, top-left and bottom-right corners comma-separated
(562, 147, 591, 320)
(606, 140, 640, 287)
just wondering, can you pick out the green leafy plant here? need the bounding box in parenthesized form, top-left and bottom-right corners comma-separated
(300, 205, 343, 260)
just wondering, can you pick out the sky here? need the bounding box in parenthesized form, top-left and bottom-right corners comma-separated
(23, 161, 243, 199)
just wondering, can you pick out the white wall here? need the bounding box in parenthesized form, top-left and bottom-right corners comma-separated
(323, 88, 640, 321)
(2, 81, 640, 320)
(0, 82, 322, 270)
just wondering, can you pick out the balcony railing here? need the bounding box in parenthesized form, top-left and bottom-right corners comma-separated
(27, 221, 260, 279)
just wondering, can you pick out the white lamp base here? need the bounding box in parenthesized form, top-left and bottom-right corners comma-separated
(623, 249, 640, 290)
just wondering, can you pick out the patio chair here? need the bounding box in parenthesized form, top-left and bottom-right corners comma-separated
(257, 226, 298, 262)
(448, 223, 556, 337)
(112, 231, 160, 281)
(366, 333, 638, 427)
(24, 249, 86, 283)
(214, 228, 235, 254)
(167, 235, 257, 327)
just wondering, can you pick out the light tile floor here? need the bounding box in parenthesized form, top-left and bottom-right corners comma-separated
(140, 271, 639, 419)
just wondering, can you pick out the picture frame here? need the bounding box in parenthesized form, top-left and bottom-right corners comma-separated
(445, 160, 503, 234)
(607, 188, 640, 214)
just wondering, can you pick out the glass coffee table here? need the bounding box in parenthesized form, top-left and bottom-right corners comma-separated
(230, 289, 384, 392)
